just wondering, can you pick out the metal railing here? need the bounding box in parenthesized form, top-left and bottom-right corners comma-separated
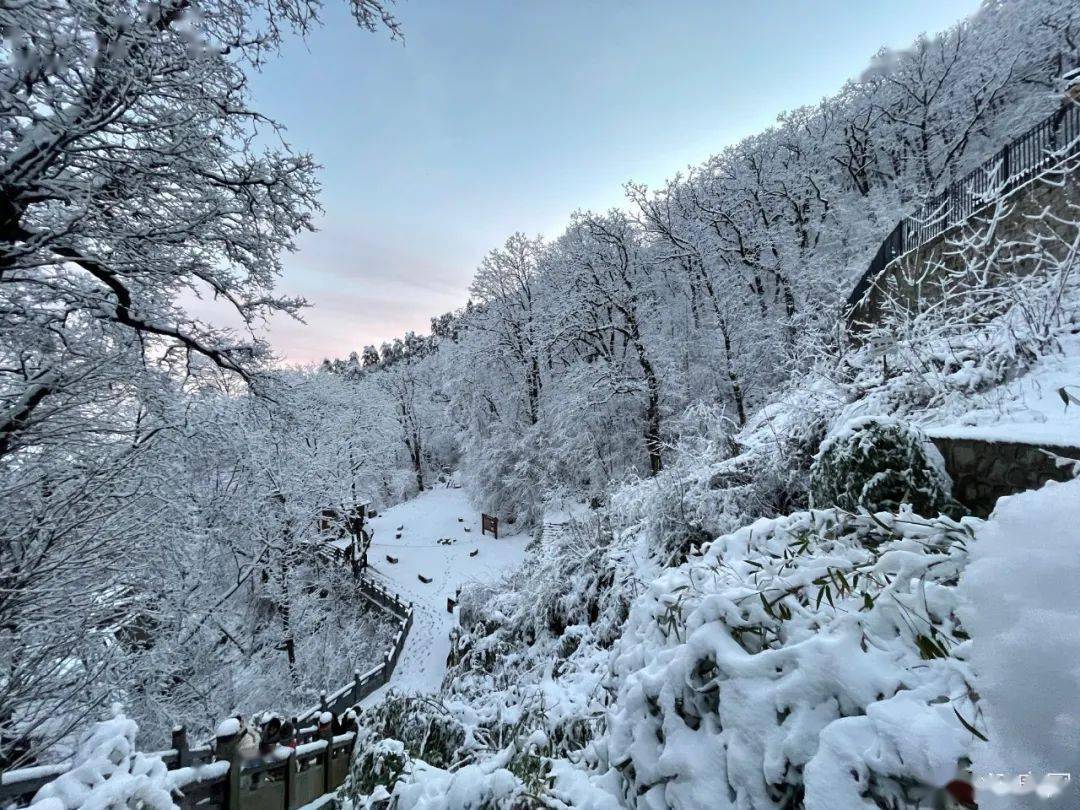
(847, 101, 1080, 314)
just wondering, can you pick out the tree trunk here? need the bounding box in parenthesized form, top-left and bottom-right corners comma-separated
(526, 356, 541, 425)
(277, 557, 297, 683)
(409, 439, 424, 492)
(634, 333, 663, 475)
(645, 386, 663, 475)
(279, 603, 297, 682)
(719, 320, 747, 426)
(692, 260, 748, 427)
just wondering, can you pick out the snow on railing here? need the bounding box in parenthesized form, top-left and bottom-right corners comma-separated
(0, 577, 414, 809)
(899, 104, 1080, 252)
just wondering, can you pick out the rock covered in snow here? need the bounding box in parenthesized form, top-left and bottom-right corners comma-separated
(214, 717, 241, 738)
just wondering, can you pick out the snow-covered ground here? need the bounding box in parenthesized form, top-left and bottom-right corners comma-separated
(357, 486, 531, 701)
(959, 477, 1080, 807)
(925, 334, 1080, 447)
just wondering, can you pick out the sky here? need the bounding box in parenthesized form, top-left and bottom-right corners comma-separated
(248, 0, 982, 364)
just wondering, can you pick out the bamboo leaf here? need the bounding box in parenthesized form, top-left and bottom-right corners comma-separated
(915, 634, 947, 660)
(759, 592, 775, 618)
(952, 706, 989, 741)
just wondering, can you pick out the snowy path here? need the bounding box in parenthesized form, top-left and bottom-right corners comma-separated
(356, 486, 530, 703)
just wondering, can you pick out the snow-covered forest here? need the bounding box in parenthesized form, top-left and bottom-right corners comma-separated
(3, 0, 1080, 807)
(322, 0, 1078, 522)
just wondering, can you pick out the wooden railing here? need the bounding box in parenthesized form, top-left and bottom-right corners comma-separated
(847, 101, 1080, 318)
(0, 577, 413, 810)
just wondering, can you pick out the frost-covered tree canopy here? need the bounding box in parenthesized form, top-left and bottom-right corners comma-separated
(0, 0, 403, 766)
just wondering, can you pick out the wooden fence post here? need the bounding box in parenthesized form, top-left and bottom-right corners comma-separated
(215, 724, 242, 810)
(283, 749, 297, 810)
(352, 669, 362, 704)
(318, 715, 334, 795)
(172, 725, 190, 768)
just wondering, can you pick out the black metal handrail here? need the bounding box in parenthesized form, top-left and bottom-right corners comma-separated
(847, 101, 1080, 314)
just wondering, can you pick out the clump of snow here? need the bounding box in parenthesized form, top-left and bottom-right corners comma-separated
(959, 477, 1080, 808)
(381, 752, 523, 809)
(31, 708, 176, 810)
(214, 717, 240, 738)
(166, 760, 230, 792)
(349, 727, 529, 809)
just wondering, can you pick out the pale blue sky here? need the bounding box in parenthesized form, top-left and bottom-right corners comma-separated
(251, 0, 982, 363)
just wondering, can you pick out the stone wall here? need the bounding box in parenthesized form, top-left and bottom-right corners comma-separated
(930, 435, 1079, 518)
(851, 151, 1080, 326)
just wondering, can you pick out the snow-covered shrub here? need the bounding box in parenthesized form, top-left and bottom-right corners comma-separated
(350, 737, 411, 801)
(356, 693, 469, 773)
(452, 513, 631, 664)
(810, 416, 954, 516)
(604, 393, 838, 573)
(349, 694, 563, 808)
(31, 709, 175, 810)
(354, 751, 530, 809)
(593, 508, 981, 808)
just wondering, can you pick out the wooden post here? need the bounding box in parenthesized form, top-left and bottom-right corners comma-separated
(283, 749, 297, 810)
(318, 715, 334, 795)
(319, 691, 328, 714)
(172, 725, 190, 768)
(215, 723, 242, 810)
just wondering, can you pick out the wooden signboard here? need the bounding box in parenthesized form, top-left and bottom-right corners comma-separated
(481, 513, 498, 539)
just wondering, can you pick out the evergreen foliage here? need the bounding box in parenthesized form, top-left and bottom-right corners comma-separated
(810, 417, 954, 516)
